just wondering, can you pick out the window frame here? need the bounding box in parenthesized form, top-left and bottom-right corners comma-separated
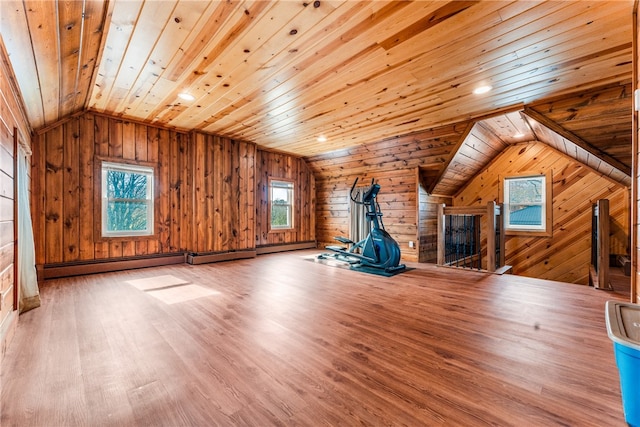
(500, 171, 552, 237)
(99, 159, 156, 239)
(268, 178, 295, 231)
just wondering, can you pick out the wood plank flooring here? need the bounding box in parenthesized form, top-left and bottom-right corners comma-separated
(0, 250, 630, 426)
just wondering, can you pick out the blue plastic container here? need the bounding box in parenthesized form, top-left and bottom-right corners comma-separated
(606, 300, 640, 427)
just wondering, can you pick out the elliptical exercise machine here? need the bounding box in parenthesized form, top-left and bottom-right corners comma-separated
(320, 178, 405, 273)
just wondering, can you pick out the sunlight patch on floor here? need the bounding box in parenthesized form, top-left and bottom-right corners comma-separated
(146, 284, 220, 305)
(125, 275, 189, 291)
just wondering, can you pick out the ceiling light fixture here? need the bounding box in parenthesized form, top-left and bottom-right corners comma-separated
(178, 92, 195, 101)
(472, 85, 492, 95)
(513, 132, 525, 138)
(317, 135, 327, 142)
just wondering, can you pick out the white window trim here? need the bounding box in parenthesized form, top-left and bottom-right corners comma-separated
(101, 161, 155, 237)
(269, 179, 294, 230)
(501, 171, 552, 237)
(504, 175, 546, 231)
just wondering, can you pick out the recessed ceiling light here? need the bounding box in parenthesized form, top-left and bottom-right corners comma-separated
(317, 135, 327, 142)
(178, 92, 195, 101)
(472, 85, 492, 95)
(513, 132, 525, 138)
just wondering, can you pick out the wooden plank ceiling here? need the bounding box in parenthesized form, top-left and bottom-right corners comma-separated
(0, 0, 634, 192)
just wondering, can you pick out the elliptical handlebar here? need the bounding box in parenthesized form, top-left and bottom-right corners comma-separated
(349, 177, 377, 204)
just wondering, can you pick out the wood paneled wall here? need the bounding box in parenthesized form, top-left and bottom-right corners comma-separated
(0, 37, 31, 366)
(255, 150, 316, 246)
(31, 112, 315, 269)
(307, 127, 468, 263)
(31, 113, 190, 265)
(192, 133, 256, 253)
(455, 141, 630, 285)
(313, 169, 419, 261)
(418, 184, 451, 263)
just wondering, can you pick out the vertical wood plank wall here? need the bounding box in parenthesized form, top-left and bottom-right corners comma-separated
(255, 150, 316, 246)
(313, 169, 419, 261)
(307, 125, 470, 263)
(192, 132, 256, 253)
(30, 112, 316, 268)
(0, 39, 30, 366)
(418, 181, 452, 263)
(455, 141, 630, 285)
(32, 114, 191, 265)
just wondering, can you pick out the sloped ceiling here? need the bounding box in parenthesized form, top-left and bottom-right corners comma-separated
(425, 82, 632, 195)
(0, 0, 634, 163)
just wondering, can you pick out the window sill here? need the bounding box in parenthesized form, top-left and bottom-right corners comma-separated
(505, 229, 552, 238)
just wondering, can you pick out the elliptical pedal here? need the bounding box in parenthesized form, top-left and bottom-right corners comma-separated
(333, 236, 355, 245)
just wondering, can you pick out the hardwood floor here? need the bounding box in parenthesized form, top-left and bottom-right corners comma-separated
(1, 250, 630, 426)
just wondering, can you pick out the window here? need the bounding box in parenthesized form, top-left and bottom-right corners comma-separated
(101, 161, 154, 237)
(270, 179, 294, 230)
(502, 172, 551, 235)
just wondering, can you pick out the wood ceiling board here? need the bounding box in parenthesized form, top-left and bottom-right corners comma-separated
(94, 0, 239, 115)
(404, 2, 573, 79)
(144, 1, 277, 123)
(90, 0, 143, 111)
(330, 39, 632, 141)
(306, 124, 466, 164)
(377, 1, 481, 51)
(2, 0, 635, 162)
(117, 0, 214, 115)
(162, 1, 249, 82)
(27, 0, 63, 124)
(0, 0, 45, 127)
(523, 110, 630, 187)
(208, 2, 501, 149)
(198, 2, 386, 118)
(160, 1, 313, 126)
(478, 112, 534, 144)
(403, 1, 626, 94)
(58, 1, 82, 109)
(75, 0, 110, 113)
(199, 43, 396, 137)
(425, 122, 474, 195)
(133, 2, 371, 135)
(103, 1, 181, 113)
(528, 83, 633, 169)
(195, 3, 417, 138)
(523, 107, 630, 175)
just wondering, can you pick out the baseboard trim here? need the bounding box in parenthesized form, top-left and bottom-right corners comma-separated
(39, 243, 318, 278)
(186, 250, 257, 265)
(42, 253, 187, 279)
(256, 241, 317, 255)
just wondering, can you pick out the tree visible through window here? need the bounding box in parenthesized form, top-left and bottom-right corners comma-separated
(102, 162, 154, 237)
(270, 180, 294, 230)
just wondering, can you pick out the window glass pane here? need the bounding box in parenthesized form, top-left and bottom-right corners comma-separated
(270, 180, 293, 229)
(102, 162, 154, 237)
(272, 187, 290, 203)
(107, 170, 148, 199)
(508, 205, 542, 226)
(271, 204, 290, 227)
(505, 175, 546, 230)
(508, 177, 543, 205)
(107, 201, 149, 231)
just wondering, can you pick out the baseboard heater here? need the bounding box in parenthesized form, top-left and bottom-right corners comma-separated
(42, 252, 187, 279)
(186, 249, 257, 265)
(256, 241, 317, 255)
